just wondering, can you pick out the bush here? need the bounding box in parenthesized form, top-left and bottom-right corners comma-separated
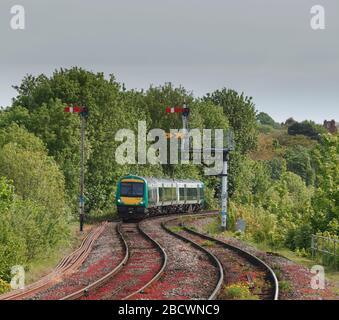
(223, 282, 259, 300)
(285, 224, 313, 250)
(0, 278, 11, 294)
(229, 202, 283, 249)
(0, 188, 70, 281)
(258, 124, 273, 134)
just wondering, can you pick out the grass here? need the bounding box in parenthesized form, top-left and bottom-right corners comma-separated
(204, 217, 228, 235)
(168, 225, 183, 233)
(246, 240, 339, 282)
(279, 280, 294, 294)
(201, 240, 215, 247)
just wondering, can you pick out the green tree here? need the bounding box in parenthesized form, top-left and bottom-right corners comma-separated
(0, 125, 67, 218)
(204, 88, 258, 153)
(0, 126, 70, 281)
(267, 158, 286, 180)
(285, 145, 315, 186)
(257, 112, 279, 128)
(232, 156, 272, 206)
(311, 135, 339, 234)
(8, 68, 149, 211)
(288, 120, 326, 140)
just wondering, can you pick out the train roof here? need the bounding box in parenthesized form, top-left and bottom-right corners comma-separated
(145, 177, 203, 185)
(120, 175, 203, 186)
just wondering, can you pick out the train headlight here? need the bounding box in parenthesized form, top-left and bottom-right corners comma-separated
(117, 199, 121, 203)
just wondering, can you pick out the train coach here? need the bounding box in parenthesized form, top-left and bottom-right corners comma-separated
(115, 175, 204, 221)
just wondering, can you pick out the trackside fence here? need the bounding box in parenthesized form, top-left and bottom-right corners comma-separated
(311, 234, 339, 270)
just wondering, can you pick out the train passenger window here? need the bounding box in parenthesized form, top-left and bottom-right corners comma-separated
(179, 188, 185, 201)
(163, 187, 173, 201)
(148, 187, 156, 204)
(187, 188, 197, 200)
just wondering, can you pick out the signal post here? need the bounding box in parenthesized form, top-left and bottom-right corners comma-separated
(64, 105, 88, 232)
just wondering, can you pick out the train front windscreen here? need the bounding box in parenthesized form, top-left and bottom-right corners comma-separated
(120, 182, 144, 198)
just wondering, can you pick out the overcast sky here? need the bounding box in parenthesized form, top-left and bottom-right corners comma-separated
(0, 0, 338, 123)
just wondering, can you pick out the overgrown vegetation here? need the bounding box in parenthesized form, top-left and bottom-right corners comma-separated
(230, 126, 338, 254)
(223, 282, 259, 300)
(0, 67, 337, 288)
(0, 128, 70, 283)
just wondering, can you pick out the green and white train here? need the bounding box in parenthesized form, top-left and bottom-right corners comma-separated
(115, 175, 204, 221)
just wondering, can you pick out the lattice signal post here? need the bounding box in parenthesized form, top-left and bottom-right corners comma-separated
(166, 104, 235, 230)
(219, 130, 235, 230)
(64, 105, 89, 232)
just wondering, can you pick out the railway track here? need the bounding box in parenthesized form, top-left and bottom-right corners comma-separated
(129, 213, 223, 300)
(63, 212, 221, 300)
(0, 211, 278, 301)
(60, 222, 129, 300)
(64, 211, 219, 300)
(78, 222, 166, 300)
(167, 214, 279, 300)
(0, 222, 108, 300)
(161, 219, 224, 300)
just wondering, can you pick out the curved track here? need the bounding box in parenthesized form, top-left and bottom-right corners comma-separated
(1, 211, 279, 300)
(79, 222, 166, 300)
(0, 222, 108, 300)
(129, 213, 223, 300)
(161, 218, 224, 300)
(171, 214, 279, 300)
(63, 212, 222, 300)
(61, 222, 129, 300)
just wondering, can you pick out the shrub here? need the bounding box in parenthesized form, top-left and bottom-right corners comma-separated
(201, 240, 215, 247)
(223, 282, 259, 300)
(0, 278, 11, 294)
(229, 202, 283, 248)
(0, 126, 70, 281)
(279, 280, 293, 294)
(285, 224, 313, 250)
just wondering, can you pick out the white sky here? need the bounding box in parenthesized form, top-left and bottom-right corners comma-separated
(0, 0, 338, 123)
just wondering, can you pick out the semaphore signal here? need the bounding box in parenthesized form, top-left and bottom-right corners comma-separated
(166, 103, 235, 230)
(64, 106, 88, 116)
(64, 104, 88, 232)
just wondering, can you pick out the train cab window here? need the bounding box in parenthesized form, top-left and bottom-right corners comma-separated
(120, 182, 144, 197)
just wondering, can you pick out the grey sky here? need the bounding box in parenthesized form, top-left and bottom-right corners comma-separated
(0, 0, 338, 123)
